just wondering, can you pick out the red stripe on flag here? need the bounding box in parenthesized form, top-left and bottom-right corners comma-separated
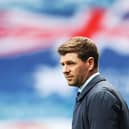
(73, 8, 105, 37)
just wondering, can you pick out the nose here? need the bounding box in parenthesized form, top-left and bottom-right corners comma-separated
(62, 65, 70, 74)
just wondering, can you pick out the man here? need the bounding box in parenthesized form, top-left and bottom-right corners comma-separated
(57, 36, 129, 129)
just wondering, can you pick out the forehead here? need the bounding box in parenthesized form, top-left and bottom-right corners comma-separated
(60, 53, 80, 62)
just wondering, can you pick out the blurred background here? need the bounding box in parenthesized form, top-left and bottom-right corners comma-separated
(0, 0, 129, 129)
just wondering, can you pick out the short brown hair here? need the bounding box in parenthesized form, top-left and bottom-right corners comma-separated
(57, 36, 99, 68)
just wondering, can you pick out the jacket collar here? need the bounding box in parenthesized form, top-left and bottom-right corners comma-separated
(78, 72, 100, 93)
(76, 74, 106, 102)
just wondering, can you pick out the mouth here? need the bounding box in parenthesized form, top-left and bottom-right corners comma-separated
(65, 76, 73, 80)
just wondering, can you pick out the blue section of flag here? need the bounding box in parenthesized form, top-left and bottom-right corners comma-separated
(0, 48, 57, 92)
(100, 48, 129, 71)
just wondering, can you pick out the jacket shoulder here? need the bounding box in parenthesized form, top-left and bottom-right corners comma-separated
(87, 80, 121, 107)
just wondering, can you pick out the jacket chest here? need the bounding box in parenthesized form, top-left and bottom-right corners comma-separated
(72, 98, 89, 129)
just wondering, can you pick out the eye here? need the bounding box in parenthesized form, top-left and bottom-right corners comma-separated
(60, 62, 64, 66)
(67, 61, 76, 65)
(60, 61, 76, 66)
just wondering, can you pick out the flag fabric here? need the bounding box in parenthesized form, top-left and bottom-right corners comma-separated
(0, 0, 129, 129)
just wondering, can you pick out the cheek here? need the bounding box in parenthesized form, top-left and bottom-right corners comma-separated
(73, 66, 86, 77)
(72, 63, 88, 77)
(79, 66, 88, 77)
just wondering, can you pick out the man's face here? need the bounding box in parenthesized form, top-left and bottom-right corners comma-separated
(60, 53, 92, 87)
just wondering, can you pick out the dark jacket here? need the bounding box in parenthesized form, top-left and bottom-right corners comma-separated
(72, 74, 129, 129)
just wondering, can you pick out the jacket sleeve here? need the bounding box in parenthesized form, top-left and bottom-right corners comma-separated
(87, 91, 121, 129)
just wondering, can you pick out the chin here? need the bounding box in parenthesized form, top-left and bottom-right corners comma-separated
(68, 83, 77, 87)
(68, 83, 74, 86)
(68, 82, 74, 86)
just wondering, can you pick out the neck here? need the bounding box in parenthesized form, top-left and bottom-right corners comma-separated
(88, 68, 98, 79)
(78, 68, 98, 87)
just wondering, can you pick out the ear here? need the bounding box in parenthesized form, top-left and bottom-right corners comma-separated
(87, 57, 94, 71)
